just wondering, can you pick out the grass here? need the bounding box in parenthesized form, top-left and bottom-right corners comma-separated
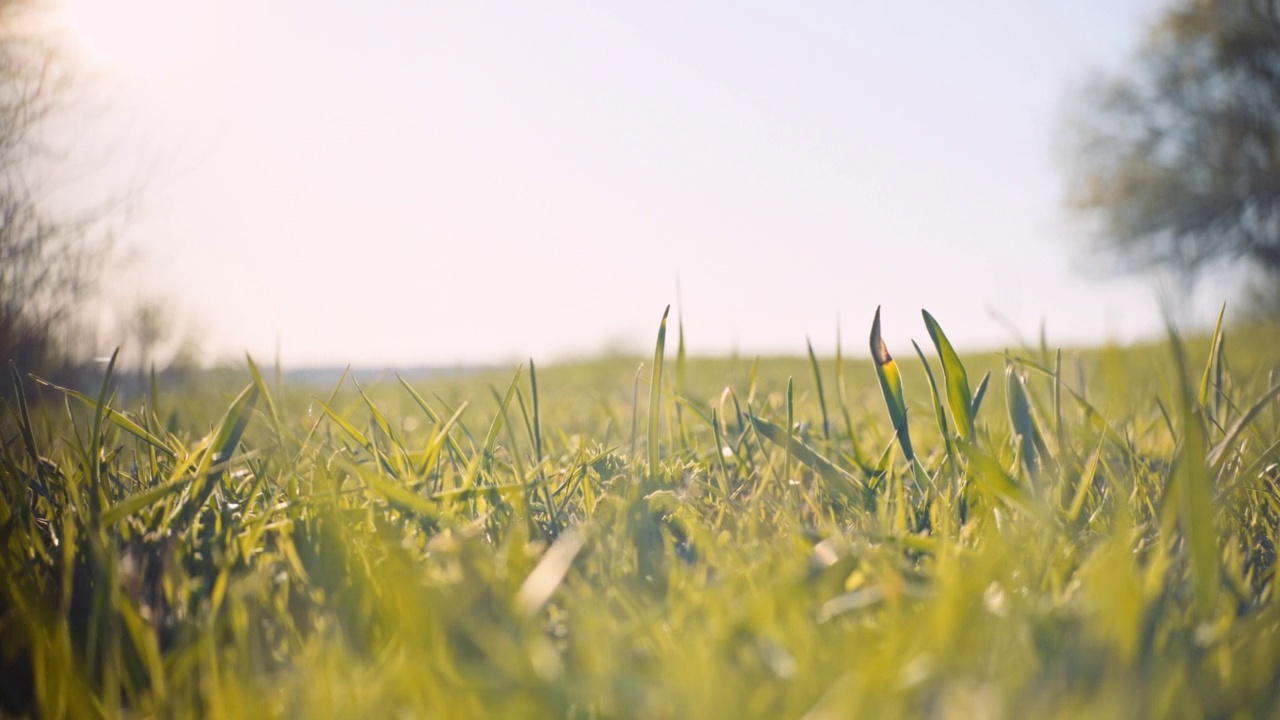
(2, 310, 1279, 718)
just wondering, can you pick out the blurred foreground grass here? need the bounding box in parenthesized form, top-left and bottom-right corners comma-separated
(2, 310, 1279, 718)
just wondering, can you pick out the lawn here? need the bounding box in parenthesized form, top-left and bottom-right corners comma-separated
(2, 308, 1278, 718)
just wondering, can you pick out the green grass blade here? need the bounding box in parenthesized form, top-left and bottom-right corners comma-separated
(9, 361, 40, 466)
(870, 307, 914, 461)
(911, 340, 950, 451)
(1169, 329, 1219, 615)
(676, 302, 689, 449)
(482, 366, 524, 465)
(201, 384, 259, 473)
(807, 338, 831, 441)
(420, 401, 470, 478)
(314, 398, 370, 449)
(922, 310, 974, 442)
(648, 305, 671, 478)
(33, 375, 177, 459)
(785, 376, 795, 485)
(1065, 434, 1105, 524)
(970, 371, 990, 420)
(630, 362, 644, 460)
(958, 439, 1047, 522)
(530, 360, 544, 466)
(171, 383, 258, 530)
(338, 456, 441, 524)
(1005, 363, 1041, 478)
(246, 354, 285, 443)
(88, 348, 120, 522)
(1198, 303, 1226, 411)
(1206, 381, 1280, 470)
(397, 374, 469, 463)
(100, 445, 249, 527)
(749, 413, 865, 500)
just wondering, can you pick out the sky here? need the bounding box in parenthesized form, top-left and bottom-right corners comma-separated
(45, 0, 1234, 368)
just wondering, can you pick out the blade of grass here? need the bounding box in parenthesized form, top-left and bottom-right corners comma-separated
(871, 307, 914, 462)
(170, 383, 258, 531)
(482, 366, 524, 467)
(676, 298, 689, 450)
(33, 375, 177, 460)
(970, 371, 990, 420)
(9, 361, 39, 466)
(1005, 362, 1041, 479)
(1168, 328, 1218, 615)
(922, 310, 974, 442)
(648, 305, 670, 478)
(957, 438, 1047, 522)
(785, 377, 795, 485)
(1206, 381, 1280, 470)
(1198, 304, 1226, 413)
(911, 340, 951, 460)
(88, 348, 120, 524)
(749, 413, 865, 501)
(807, 338, 831, 441)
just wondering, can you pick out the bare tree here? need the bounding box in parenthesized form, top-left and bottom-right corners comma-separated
(1062, 0, 1280, 316)
(0, 1, 115, 378)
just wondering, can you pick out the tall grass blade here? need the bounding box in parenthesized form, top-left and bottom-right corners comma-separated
(482, 366, 524, 466)
(33, 376, 177, 459)
(1206, 381, 1280, 470)
(246, 354, 286, 444)
(749, 414, 864, 500)
(676, 300, 689, 448)
(9, 361, 39, 465)
(1065, 434, 1105, 524)
(807, 338, 831, 441)
(785, 376, 795, 485)
(911, 340, 950, 455)
(1005, 363, 1041, 478)
(200, 384, 258, 476)
(338, 456, 440, 524)
(171, 383, 258, 530)
(958, 439, 1046, 522)
(397, 374, 469, 462)
(88, 348, 120, 523)
(529, 360, 544, 467)
(970, 371, 990, 419)
(314, 398, 370, 450)
(1198, 304, 1226, 413)
(1169, 329, 1219, 614)
(648, 306, 671, 478)
(870, 307, 914, 462)
(922, 310, 974, 442)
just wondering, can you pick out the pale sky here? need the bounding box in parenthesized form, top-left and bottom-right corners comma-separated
(48, 0, 1231, 367)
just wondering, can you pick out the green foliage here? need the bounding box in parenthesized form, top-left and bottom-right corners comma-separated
(1, 314, 1279, 718)
(1063, 0, 1280, 294)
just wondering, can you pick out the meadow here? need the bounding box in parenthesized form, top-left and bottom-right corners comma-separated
(2, 308, 1279, 718)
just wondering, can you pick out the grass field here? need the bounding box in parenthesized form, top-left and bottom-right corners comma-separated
(2, 308, 1279, 718)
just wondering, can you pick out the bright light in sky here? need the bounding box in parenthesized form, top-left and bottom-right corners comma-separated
(59, 0, 213, 82)
(52, 1, 1227, 369)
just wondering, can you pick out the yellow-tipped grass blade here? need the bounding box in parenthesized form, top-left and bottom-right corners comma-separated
(871, 307, 914, 462)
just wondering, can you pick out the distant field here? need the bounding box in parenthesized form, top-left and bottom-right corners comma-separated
(2, 312, 1279, 718)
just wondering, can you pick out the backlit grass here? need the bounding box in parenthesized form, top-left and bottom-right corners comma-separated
(2, 310, 1278, 718)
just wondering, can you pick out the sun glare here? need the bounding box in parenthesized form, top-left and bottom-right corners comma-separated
(60, 0, 213, 82)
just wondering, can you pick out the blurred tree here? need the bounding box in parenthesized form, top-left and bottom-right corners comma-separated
(1063, 0, 1280, 317)
(0, 1, 114, 380)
